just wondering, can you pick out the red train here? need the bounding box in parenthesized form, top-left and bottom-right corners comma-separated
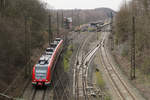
(32, 38, 63, 87)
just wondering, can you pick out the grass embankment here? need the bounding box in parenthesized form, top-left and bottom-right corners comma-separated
(95, 70, 111, 100)
(94, 48, 111, 100)
(62, 45, 73, 72)
(95, 71, 105, 89)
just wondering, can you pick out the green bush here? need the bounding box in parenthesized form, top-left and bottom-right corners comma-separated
(96, 71, 105, 89)
(104, 95, 111, 100)
(63, 45, 73, 72)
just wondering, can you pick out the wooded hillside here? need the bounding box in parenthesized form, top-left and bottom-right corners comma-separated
(0, 0, 49, 91)
(113, 0, 150, 98)
(114, 0, 150, 74)
(0, 0, 115, 92)
(61, 8, 115, 26)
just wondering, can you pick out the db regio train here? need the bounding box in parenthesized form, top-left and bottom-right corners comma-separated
(32, 38, 63, 87)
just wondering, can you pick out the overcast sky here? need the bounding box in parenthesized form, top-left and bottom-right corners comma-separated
(41, 0, 130, 11)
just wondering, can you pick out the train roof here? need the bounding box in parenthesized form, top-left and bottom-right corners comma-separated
(50, 43, 57, 46)
(56, 38, 62, 41)
(37, 54, 51, 65)
(35, 38, 63, 67)
(46, 47, 54, 52)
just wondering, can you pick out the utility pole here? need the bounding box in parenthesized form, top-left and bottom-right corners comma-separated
(49, 13, 52, 45)
(78, 10, 80, 26)
(125, 0, 126, 8)
(28, 17, 32, 76)
(72, 10, 74, 26)
(24, 16, 32, 77)
(0, 0, 5, 17)
(110, 12, 114, 50)
(130, 0, 136, 80)
(61, 11, 64, 28)
(24, 16, 28, 78)
(96, 24, 98, 40)
(78, 10, 80, 34)
(131, 16, 136, 80)
(0, 0, 5, 9)
(57, 11, 59, 35)
(97, 27, 98, 40)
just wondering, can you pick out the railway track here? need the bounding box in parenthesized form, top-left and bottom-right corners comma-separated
(31, 88, 47, 100)
(73, 33, 93, 100)
(23, 85, 48, 100)
(99, 32, 136, 100)
(23, 67, 71, 100)
(81, 31, 106, 100)
(74, 35, 90, 100)
(83, 43, 101, 99)
(73, 32, 102, 100)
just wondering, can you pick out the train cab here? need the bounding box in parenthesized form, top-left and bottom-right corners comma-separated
(32, 38, 63, 87)
(32, 55, 51, 86)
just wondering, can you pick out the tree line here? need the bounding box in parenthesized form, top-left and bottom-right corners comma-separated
(114, 0, 150, 75)
(0, 0, 54, 91)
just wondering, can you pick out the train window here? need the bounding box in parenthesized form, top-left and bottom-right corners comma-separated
(50, 43, 57, 48)
(56, 38, 61, 41)
(46, 48, 54, 52)
(54, 41, 59, 44)
(39, 60, 45, 65)
(46, 52, 53, 55)
(35, 67, 48, 79)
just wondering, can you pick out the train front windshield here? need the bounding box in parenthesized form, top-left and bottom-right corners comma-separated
(46, 48, 53, 52)
(35, 66, 48, 80)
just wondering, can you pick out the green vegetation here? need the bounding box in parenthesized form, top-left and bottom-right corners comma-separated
(104, 95, 111, 100)
(95, 69, 111, 100)
(88, 27, 96, 32)
(95, 71, 105, 90)
(63, 45, 73, 72)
